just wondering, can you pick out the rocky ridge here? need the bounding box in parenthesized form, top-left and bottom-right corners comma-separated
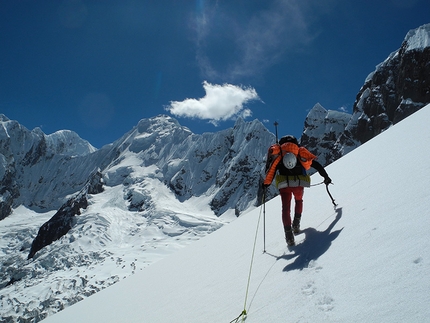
(301, 23, 430, 164)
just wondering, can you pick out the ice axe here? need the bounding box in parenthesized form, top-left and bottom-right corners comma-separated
(326, 183, 338, 207)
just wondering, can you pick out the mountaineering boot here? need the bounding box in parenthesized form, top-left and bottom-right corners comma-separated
(284, 226, 295, 246)
(292, 214, 301, 234)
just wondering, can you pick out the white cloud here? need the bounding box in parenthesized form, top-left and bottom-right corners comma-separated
(166, 81, 259, 125)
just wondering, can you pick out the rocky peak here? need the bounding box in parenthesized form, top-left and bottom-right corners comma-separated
(342, 23, 430, 147)
(0, 117, 100, 218)
(302, 23, 430, 165)
(300, 104, 351, 166)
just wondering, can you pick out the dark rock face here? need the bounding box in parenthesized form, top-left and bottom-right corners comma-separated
(353, 46, 430, 144)
(299, 103, 352, 167)
(27, 171, 104, 259)
(27, 191, 87, 259)
(301, 24, 430, 166)
(394, 47, 430, 122)
(0, 168, 19, 220)
(344, 24, 430, 147)
(87, 170, 104, 195)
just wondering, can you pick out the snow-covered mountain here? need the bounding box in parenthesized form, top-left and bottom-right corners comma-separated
(0, 114, 97, 219)
(41, 104, 430, 323)
(0, 114, 273, 221)
(1, 23, 430, 323)
(301, 23, 430, 164)
(299, 103, 351, 167)
(0, 114, 276, 322)
(2, 22, 429, 221)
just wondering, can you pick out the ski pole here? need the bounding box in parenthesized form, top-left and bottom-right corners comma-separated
(263, 188, 266, 253)
(325, 183, 337, 207)
(274, 121, 279, 144)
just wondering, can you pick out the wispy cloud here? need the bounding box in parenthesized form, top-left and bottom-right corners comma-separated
(191, 0, 314, 81)
(165, 81, 259, 125)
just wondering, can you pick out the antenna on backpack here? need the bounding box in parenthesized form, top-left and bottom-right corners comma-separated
(274, 121, 279, 144)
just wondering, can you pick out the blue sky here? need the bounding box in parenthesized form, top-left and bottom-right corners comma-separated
(1, 0, 429, 148)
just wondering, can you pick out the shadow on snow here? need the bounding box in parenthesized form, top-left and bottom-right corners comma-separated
(278, 207, 343, 272)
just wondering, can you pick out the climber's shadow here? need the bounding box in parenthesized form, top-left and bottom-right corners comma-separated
(280, 207, 343, 272)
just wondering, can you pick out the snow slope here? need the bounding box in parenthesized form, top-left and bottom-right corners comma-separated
(404, 22, 430, 51)
(42, 104, 430, 322)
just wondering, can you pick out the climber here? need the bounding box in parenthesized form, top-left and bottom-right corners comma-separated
(263, 135, 332, 246)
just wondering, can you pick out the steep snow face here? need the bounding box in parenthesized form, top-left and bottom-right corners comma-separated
(128, 115, 192, 158)
(0, 115, 95, 160)
(45, 130, 96, 156)
(0, 116, 97, 218)
(404, 22, 430, 51)
(104, 115, 274, 216)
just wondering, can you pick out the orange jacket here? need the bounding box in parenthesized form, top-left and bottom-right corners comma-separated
(264, 143, 316, 186)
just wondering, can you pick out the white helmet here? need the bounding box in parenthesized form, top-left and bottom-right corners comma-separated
(282, 152, 297, 169)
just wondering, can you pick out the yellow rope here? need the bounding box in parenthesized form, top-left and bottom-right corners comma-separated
(230, 199, 264, 322)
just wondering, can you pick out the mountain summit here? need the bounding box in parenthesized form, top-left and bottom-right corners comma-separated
(301, 23, 430, 164)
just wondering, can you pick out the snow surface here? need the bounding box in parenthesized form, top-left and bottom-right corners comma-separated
(45, 130, 97, 156)
(41, 104, 430, 322)
(405, 23, 430, 51)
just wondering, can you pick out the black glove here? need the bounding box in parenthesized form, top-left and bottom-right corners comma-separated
(324, 177, 332, 185)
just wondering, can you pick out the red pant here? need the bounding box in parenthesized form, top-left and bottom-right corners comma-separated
(279, 186, 304, 227)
